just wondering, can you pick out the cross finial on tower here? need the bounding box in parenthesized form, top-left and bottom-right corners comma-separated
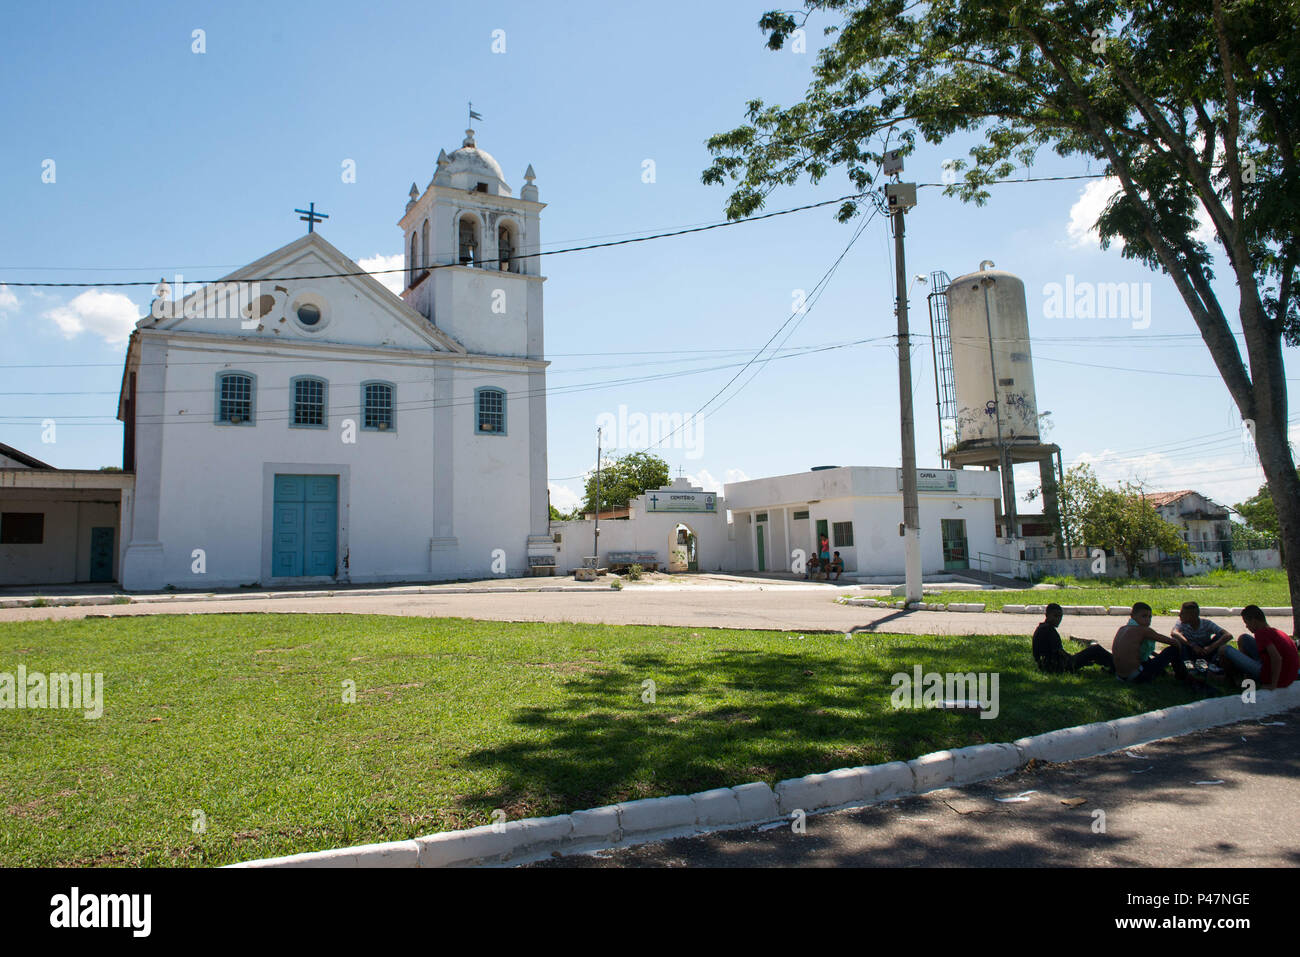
(294, 202, 329, 234)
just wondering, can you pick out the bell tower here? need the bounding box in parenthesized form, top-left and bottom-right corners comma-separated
(397, 129, 545, 360)
(397, 126, 556, 578)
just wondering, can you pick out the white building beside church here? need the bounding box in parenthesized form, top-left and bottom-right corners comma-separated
(115, 128, 557, 590)
(550, 467, 1002, 580)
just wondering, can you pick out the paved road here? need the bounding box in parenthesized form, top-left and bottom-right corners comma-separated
(0, 585, 1164, 647)
(530, 714, 1300, 867)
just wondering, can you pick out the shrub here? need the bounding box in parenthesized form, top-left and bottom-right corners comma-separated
(626, 564, 643, 581)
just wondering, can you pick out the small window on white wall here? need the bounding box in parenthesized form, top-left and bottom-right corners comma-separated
(833, 522, 854, 547)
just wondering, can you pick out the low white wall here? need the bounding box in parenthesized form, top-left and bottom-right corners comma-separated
(1233, 549, 1282, 570)
(551, 513, 734, 573)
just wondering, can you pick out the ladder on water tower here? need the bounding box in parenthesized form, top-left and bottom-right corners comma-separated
(927, 270, 958, 460)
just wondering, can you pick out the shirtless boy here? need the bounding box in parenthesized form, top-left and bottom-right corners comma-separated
(1111, 601, 1189, 683)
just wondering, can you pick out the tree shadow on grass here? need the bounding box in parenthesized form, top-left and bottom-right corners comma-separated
(458, 635, 1198, 817)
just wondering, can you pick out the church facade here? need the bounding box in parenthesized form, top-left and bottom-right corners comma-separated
(116, 130, 556, 591)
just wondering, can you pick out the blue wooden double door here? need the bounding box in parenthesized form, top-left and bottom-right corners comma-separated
(272, 474, 338, 578)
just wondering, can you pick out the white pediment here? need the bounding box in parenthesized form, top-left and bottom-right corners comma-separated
(138, 233, 466, 354)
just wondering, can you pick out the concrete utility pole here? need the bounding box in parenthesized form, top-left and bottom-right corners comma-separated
(884, 157, 922, 602)
(593, 427, 602, 563)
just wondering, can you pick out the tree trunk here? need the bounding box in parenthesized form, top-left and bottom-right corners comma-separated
(1251, 412, 1300, 639)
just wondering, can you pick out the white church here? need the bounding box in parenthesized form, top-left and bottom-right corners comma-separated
(109, 129, 556, 590)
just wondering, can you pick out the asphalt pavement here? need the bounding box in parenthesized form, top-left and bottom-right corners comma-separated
(0, 580, 1161, 647)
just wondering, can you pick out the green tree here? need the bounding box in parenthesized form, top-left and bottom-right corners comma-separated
(580, 451, 672, 515)
(704, 0, 1300, 629)
(1083, 483, 1192, 575)
(1038, 462, 1188, 572)
(1233, 467, 1299, 554)
(1038, 462, 1105, 549)
(1230, 519, 1277, 552)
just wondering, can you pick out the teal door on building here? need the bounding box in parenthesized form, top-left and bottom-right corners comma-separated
(756, 524, 766, 572)
(273, 474, 338, 578)
(89, 527, 114, 582)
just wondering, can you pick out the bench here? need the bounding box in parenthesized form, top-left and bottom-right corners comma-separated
(528, 555, 556, 577)
(605, 551, 660, 573)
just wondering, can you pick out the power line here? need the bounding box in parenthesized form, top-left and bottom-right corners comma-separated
(636, 205, 887, 454)
(0, 192, 870, 288)
(917, 173, 1108, 188)
(0, 335, 894, 428)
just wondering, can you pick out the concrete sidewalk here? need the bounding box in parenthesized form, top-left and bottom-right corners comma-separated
(530, 712, 1300, 868)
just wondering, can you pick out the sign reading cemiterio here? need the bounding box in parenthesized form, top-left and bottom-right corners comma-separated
(646, 491, 717, 513)
(896, 469, 958, 492)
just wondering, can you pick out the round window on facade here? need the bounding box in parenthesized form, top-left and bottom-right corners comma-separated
(288, 292, 329, 332)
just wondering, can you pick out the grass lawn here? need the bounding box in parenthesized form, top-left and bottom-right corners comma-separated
(1, 613, 1213, 867)
(870, 568, 1292, 615)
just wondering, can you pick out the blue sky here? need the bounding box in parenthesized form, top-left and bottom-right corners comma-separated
(1, 0, 1294, 513)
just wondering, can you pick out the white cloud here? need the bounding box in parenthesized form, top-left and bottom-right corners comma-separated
(43, 289, 140, 344)
(549, 482, 581, 512)
(0, 284, 17, 311)
(1069, 176, 1218, 249)
(686, 467, 750, 491)
(359, 253, 404, 295)
(1067, 177, 1121, 248)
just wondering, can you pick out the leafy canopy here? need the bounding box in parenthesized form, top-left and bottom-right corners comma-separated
(703, 0, 1299, 347)
(581, 451, 672, 514)
(1049, 462, 1190, 571)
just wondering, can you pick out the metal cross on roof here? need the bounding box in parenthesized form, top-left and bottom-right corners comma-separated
(295, 202, 329, 234)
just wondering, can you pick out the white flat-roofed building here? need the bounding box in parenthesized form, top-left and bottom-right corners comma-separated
(723, 466, 1002, 578)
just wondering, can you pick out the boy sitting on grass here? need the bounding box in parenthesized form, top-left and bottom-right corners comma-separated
(1032, 603, 1115, 674)
(1112, 601, 1190, 684)
(1219, 605, 1299, 691)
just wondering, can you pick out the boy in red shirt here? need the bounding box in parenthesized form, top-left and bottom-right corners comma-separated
(1221, 605, 1298, 690)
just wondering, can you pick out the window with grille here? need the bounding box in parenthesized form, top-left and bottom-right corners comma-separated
(477, 388, 505, 434)
(362, 382, 394, 431)
(292, 377, 327, 428)
(832, 522, 854, 547)
(756, 512, 768, 523)
(217, 373, 254, 424)
(793, 510, 810, 520)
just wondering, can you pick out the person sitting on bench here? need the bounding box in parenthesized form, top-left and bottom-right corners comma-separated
(805, 553, 821, 580)
(1032, 603, 1114, 674)
(829, 551, 845, 581)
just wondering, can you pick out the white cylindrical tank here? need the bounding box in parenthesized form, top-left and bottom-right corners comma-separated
(944, 264, 1039, 447)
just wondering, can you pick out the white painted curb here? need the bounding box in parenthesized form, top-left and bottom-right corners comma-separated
(230, 685, 1300, 868)
(837, 597, 1294, 618)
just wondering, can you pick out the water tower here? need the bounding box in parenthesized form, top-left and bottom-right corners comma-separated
(927, 262, 1065, 552)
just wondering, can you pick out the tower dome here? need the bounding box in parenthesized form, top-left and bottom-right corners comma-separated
(443, 129, 510, 196)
